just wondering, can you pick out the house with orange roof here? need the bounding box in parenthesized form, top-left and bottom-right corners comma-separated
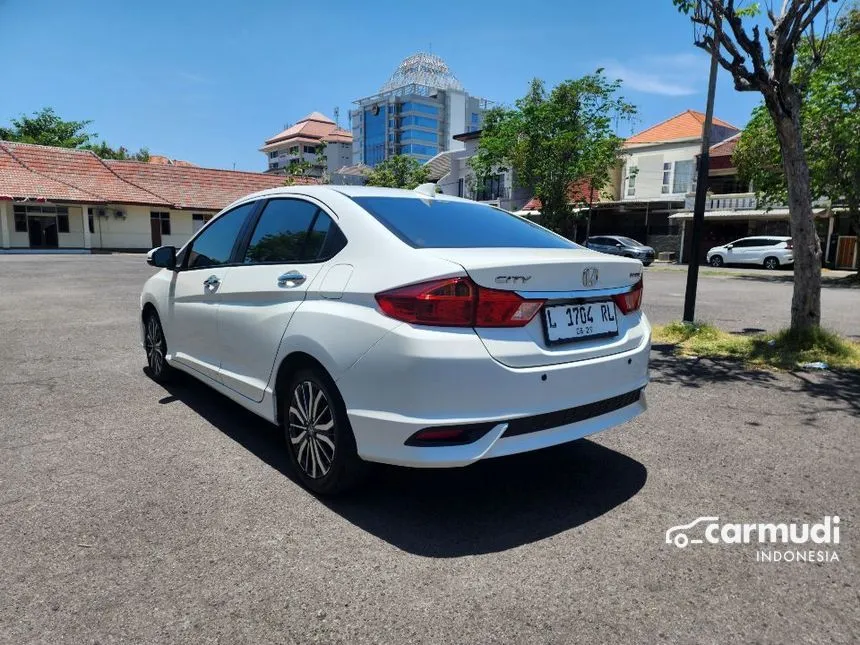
(0, 141, 315, 251)
(260, 112, 352, 178)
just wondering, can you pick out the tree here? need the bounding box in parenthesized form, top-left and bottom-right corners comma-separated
(1, 107, 151, 162)
(0, 107, 94, 148)
(673, 0, 845, 330)
(365, 155, 429, 189)
(85, 141, 151, 161)
(733, 7, 859, 272)
(470, 74, 635, 236)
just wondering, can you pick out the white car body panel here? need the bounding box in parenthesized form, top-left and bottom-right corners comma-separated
(141, 186, 651, 468)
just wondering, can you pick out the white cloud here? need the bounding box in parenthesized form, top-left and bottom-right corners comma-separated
(602, 52, 709, 96)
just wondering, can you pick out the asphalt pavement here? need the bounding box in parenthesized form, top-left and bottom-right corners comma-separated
(0, 255, 858, 644)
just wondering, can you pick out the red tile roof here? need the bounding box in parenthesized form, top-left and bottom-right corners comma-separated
(107, 160, 311, 210)
(2, 141, 168, 205)
(148, 154, 198, 167)
(263, 112, 353, 147)
(522, 179, 605, 211)
(0, 140, 317, 210)
(709, 132, 741, 157)
(625, 110, 738, 145)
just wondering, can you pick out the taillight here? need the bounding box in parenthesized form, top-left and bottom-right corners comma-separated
(612, 279, 643, 314)
(375, 277, 545, 327)
(786, 240, 793, 249)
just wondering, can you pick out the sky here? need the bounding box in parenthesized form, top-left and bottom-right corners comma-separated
(0, 0, 761, 172)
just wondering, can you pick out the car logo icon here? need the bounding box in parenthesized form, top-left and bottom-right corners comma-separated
(582, 267, 599, 288)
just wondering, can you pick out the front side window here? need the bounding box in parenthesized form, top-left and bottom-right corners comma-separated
(352, 197, 578, 250)
(244, 199, 320, 264)
(186, 202, 256, 269)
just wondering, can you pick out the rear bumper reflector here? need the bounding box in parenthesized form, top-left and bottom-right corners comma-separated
(502, 389, 643, 438)
(404, 388, 643, 447)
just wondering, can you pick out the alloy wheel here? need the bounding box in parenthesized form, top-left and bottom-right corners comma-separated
(144, 316, 165, 375)
(288, 380, 336, 479)
(764, 257, 779, 270)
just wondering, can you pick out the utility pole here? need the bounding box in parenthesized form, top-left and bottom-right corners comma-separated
(683, 8, 721, 323)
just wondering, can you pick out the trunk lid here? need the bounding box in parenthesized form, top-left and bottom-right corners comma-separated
(423, 247, 648, 368)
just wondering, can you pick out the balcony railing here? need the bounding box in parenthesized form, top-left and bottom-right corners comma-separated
(683, 192, 759, 211)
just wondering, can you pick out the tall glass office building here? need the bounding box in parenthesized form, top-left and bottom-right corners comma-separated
(351, 53, 491, 166)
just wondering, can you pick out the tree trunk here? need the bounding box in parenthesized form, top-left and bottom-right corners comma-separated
(771, 97, 822, 330)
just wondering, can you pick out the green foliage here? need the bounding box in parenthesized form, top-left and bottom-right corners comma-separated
(654, 321, 860, 370)
(365, 155, 430, 189)
(734, 8, 860, 229)
(470, 73, 635, 235)
(1, 107, 151, 161)
(0, 107, 94, 148)
(85, 141, 151, 161)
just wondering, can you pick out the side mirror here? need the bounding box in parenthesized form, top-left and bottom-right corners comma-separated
(615, 243, 623, 248)
(726, 243, 734, 249)
(147, 245, 177, 269)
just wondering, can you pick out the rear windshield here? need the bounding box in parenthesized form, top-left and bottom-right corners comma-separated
(351, 196, 578, 249)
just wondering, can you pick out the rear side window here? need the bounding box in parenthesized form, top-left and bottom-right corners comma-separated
(244, 199, 347, 264)
(351, 196, 577, 249)
(187, 202, 256, 269)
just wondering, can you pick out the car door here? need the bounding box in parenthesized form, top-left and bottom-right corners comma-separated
(166, 201, 259, 382)
(725, 238, 749, 264)
(741, 238, 768, 264)
(216, 197, 348, 402)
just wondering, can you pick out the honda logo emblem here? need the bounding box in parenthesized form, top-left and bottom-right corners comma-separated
(582, 267, 599, 288)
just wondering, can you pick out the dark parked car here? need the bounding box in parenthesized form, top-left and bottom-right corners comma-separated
(585, 236, 655, 266)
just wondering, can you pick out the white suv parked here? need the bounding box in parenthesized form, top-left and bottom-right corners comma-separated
(140, 185, 650, 494)
(706, 236, 793, 269)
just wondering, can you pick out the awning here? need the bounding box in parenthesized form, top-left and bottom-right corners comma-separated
(668, 208, 828, 221)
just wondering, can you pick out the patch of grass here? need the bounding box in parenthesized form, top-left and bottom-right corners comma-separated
(653, 322, 860, 371)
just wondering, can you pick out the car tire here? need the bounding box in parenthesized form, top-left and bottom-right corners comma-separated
(763, 256, 780, 270)
(642, 261, 653, 267)
(282, 367, 368, 496)
(709, 255, 724, 267)
(143, 310, 174, 383)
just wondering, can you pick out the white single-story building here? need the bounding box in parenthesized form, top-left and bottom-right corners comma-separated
(0, 141, 316, 251)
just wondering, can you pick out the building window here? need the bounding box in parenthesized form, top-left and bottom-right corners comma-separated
(303, 145, 316, 154)
(269, 162, 279, 169)
(269, 151, 279, 159)
(673, 160, 695, 194)
(192, 213, 211, 233)
(57, 207, 69, 233)
(14, 210, 27, 232)
(661, 162, 671, 194)
(476, 175, 504, 201)
(471, 112, 479, 124)
(400, 143, 437, 156)
(400, 129, 438, 143)
(401, 101, 440, 116)
(627, 167, 637, 196)
(289, 146, 299, 154)
(88, 213, 95, 234)
(151, 211, 171, 235)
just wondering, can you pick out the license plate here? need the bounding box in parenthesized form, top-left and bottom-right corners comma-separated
(543, 301, 618, 344)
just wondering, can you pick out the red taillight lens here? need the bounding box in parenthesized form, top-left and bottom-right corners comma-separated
(612, 279, 643, 314)
(786, 240, 793, 249)
(375, 277, 545, 327)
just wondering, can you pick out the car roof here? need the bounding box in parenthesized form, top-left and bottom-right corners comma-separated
(232, 184, 475, 203)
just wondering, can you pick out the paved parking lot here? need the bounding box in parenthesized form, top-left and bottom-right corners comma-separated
(1, 255, 858, 644)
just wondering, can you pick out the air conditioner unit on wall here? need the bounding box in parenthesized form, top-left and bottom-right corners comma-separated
(114, 210, 126, 219)
(97, 209, 108, 218)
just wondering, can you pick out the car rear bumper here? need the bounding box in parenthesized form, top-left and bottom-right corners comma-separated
(337, 317, 651, 467)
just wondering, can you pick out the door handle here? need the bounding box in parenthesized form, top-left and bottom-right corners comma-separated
(203, 275, 221, 290)
(277, 271, 306, 288)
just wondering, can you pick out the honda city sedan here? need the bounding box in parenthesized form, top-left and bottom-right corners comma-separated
(141, 185, 651, 494)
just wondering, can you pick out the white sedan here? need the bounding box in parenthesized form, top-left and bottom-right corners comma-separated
(141, 185, 651, 494)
